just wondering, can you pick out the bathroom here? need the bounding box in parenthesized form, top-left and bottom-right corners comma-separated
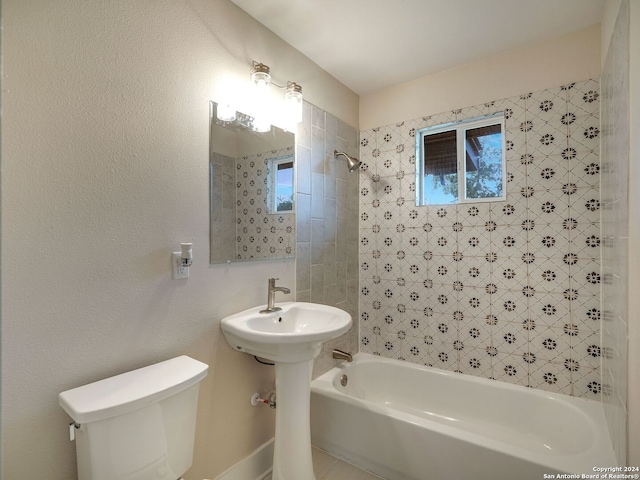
(1, 0, 638, 479)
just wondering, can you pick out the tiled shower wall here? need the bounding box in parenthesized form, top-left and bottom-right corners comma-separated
(295, 102, 360, 377)
(601, 0, 629, 465)
(210, 151, 236, 262)
(359, 79, 602, 398)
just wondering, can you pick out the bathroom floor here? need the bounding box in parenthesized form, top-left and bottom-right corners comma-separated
(262, 447, 384, 480)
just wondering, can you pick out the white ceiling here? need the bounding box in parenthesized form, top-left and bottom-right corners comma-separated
(231, 0, 606, 96)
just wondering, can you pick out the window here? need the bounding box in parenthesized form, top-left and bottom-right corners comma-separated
(267, 155, 294, 213)
(416, 113, 506, 206)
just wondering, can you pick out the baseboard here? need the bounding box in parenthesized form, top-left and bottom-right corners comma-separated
(212, 438, 274, 480)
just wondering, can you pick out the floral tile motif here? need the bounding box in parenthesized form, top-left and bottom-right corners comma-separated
(359, 78, 601, 398)
(528, 155, 571, 190)
(528, 223, 571, 258)
(529, 361, 572, 394)
(569, 151, 600, 188)
(459, 319, 493, 351)
(400, 337, 430, 365)
(528, 257, 571, 293)
(458, 347, 494, 378)
(571, 366, 602, 399)
(491, 352, 530, 387)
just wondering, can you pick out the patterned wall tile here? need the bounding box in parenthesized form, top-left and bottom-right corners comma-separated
(359, 79, 601, 399)
(235, 146, 296, 260)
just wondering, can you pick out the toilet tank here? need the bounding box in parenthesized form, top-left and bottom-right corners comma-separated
(59, 355, 208, 480)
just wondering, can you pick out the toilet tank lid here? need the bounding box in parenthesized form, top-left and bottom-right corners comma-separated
(58, 355, 208, 424)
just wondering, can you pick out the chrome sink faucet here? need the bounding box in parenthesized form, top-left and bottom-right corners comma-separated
(259, 278, 291, 314)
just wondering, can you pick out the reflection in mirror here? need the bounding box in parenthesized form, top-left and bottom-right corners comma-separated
(268, 157, 294, 213)
(209, 102, 296, 264)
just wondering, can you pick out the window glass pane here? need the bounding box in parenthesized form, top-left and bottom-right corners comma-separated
(423, 172, 458, 204)
(423, 130, 458, 204)
(464, 124, 503, 200)
(275, 161, 294, 212)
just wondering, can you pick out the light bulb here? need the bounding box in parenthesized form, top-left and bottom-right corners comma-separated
(216, 103, 236, 122)
(251, 63, 271, 92)
(252, 115, 271, 133)
(285, 82, 303, 124)
(250, 62, 272, 131)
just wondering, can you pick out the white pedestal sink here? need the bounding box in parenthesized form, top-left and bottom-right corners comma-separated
(221, 302, 352, 480)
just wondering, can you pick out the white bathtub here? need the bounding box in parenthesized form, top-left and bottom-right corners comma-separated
(310, 353, 616, 480)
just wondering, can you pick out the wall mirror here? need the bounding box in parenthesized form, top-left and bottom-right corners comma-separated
(209, 101, 296, 264)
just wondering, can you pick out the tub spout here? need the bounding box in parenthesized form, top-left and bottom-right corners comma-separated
(332, 349, 353, 362)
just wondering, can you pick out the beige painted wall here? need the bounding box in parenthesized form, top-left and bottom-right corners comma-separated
(602, 0, 623, 65)
(0, 1, 357, 479)
(360, 25, 602, 130)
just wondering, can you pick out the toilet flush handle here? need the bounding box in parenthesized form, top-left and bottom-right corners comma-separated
(68, 422, 80, 441)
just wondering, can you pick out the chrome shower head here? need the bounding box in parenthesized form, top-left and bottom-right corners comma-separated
(334, 150, 361, 173)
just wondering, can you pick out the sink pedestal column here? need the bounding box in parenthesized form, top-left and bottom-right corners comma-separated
(272, 359, 315, 480)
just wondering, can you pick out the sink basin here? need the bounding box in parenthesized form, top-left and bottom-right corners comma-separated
(221, 302, 352, 362)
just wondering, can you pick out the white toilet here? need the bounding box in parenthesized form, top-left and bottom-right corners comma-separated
(59, 355, 208, 480)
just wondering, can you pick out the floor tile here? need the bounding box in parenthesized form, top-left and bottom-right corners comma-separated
(320, 459, 384, 480)
(260, 447, 384, 480)
(312, 447, 340, 477)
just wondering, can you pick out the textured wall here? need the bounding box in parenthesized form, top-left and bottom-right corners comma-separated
(295, 102, 361, 378)
(359, 79, 602, 398)
(0, 1, 358, 478)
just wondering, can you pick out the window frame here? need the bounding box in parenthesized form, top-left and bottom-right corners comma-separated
(415, 113, 506, 206)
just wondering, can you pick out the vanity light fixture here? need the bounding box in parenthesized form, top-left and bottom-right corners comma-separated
(251, 115, 272, 133)
(251, 61, 303, 129)
(216, 102, 237, 122)
(251, 62, 272, 91)
(250, 62, 272, 132)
